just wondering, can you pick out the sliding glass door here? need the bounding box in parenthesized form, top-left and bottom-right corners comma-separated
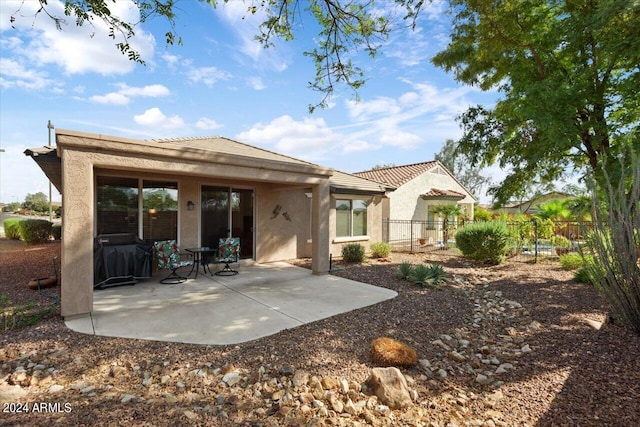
(201, 186, 253, 259)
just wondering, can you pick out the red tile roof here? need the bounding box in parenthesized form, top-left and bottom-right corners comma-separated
(353, 161, 438, 187)
(421, 188, 466, 200)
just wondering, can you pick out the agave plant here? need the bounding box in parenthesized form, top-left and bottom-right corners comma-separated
(408, 263, 448, 288)
(397, 262, 414, 280)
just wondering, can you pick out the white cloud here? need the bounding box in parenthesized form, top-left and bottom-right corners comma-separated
(347, 97, 401, 120)
(237, 115, 339, 155)
(186, 66, 232, 87)
(343, 140, 381, 153)
(379, 130, 422, 149)
(89, 83, 170, 105)
(196, 118, 223, 131)
(134, 108, 184, 128)
(0, 0, 155, 76)
(214, 2, 289, 72)
(0, 57, 56, 90)
(248, 77, 266, 90)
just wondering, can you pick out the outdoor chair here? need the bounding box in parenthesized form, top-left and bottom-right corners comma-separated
(215, 237, 240, 276)
(153, 240, 194, 284)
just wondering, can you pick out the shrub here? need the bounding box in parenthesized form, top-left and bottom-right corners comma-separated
(370, 242, 391, 258)
(455, 221, 510, 265)
(341, 243, 365, 263)
(474, 206, 493, 222)
(17, 219, 52, 244)
(51, 223, 62, 240)
(559, 253, 584, 270)
(551, 235, 571, 249)
(574, 266, 594, 284)
(397, 262, 414, 279)
(3, 218, 22, 240)
(424, 263, 447, 286)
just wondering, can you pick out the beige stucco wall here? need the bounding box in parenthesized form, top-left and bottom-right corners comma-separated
(388, 168, 475, 221)
(57, 133, 332, 317)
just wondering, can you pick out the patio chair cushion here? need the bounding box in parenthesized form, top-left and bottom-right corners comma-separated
(154, 240, 193, 269)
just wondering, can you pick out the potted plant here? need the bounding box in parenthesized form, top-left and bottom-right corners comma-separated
(551, 235, 571, 256)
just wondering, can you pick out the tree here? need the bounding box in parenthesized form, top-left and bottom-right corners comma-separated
(23, 192, 49, 212)
(11, 0, 423, 112)
(430, 203, 464, 248)
(431, 0, 640, 206)
(434, 138, 492, 199)
(371, 163, 397, 170)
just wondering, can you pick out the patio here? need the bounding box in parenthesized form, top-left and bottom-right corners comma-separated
(65, 262, 397, 345)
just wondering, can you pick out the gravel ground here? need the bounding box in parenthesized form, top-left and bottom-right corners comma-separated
(1, 238, 639, 426)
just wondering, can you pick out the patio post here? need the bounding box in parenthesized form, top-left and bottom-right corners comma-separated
(311, 179, 330, 274)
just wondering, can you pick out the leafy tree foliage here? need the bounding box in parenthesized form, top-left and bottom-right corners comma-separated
(434, 138, 492, 198)
(432, 0, 640, 206)
(23, 192, 49, 212)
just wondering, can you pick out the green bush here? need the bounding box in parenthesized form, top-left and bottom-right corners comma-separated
(369, 242, 391, 258)
(559, 253, 583, 270)
(18, 219, 52, 244)
(574, 267, 594, 284)
(3, 218, 22, 240)
(342, 243, 365, 263)
(397, 262, 414, 279)
(455, 221, 510, 265)
(551, 235, 571, 249)
(408, 264, 431, 284)
(51, 223, 62, 240)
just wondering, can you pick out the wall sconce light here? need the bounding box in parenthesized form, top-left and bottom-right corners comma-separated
(148, 208, 157, 215)
(187, 200, 195, 211)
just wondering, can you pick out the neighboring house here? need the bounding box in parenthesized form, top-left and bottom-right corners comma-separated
(25, 129, 392, 318)
(496, 191, 572, 215)
(354, 161, 476, 245)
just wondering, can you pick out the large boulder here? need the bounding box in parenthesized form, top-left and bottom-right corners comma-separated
(370, 337, 417, 367)
(365, 367, 413, 409)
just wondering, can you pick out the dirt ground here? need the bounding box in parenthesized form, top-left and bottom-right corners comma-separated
(1, 238, 639, 426)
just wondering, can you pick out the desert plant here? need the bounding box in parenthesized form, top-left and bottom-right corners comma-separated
(3, 218, 22, 240)
(455, 221, 510, 265)
(341, 243, 365, 263)
(18, 219, 53, 244)
(408, 264, 431, 284)
(584, 149, 640, 334)
(369, 242, 390, 258)
(407, 263, 447, 287)
(424, 263, 447, 286)
(397, 262, 414, 280)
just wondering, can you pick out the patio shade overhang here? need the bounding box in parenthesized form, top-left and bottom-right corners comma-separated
(23, 146, 62, 193)
(420, 188, 467, 201)
(25, 129, 336, 191)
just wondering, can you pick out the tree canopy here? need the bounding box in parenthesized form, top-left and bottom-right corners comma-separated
(434, 138, 492, 198)
(432, 0, 640, 205)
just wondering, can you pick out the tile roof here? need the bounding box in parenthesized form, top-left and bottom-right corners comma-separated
(353, 161, 438, 187)
(154, 136, 316, 167)
(330, 170, 395, 194)
(421, 188, 466, 200)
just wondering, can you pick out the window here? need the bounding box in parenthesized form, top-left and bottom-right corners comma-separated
(143, 181, 178, 242)
(96, 176, 178, 242)
(336, 199, 368, 237)
(96, 177, 138, 235)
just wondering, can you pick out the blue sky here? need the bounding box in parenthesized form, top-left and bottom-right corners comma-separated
(0, 0, 501, 204)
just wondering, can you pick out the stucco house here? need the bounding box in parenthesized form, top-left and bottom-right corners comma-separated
(25, 129, 392, 319)
(354, 162, 476, 245)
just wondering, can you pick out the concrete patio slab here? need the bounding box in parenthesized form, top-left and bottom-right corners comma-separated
(65, 262, 397, 345)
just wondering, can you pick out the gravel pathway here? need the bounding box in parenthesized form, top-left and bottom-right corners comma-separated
(1, 239, 639, 426)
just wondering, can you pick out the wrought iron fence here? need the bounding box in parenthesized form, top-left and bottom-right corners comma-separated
(382, 219, 594, 262)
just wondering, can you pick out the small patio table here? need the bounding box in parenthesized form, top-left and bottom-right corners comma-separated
(185, 247, 217, 278)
